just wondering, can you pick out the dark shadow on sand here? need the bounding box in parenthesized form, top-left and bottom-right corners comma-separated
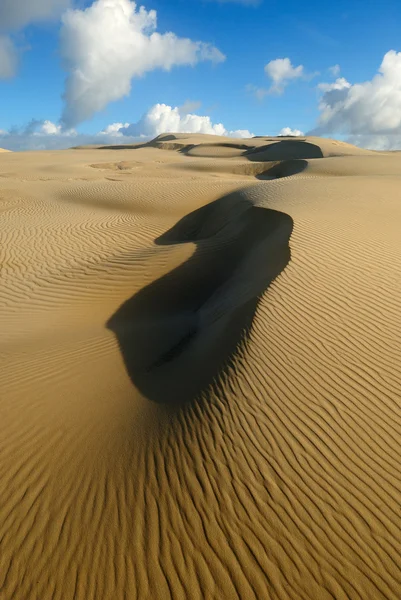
(91, 138, 322, 163)
(255, 159, 309, 180)
(107, 192, 293, 405)
(244, 140, 323, 161)
(177, 142, 251, 156)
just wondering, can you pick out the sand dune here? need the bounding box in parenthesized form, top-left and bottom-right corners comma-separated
(1, 134, 401, 599)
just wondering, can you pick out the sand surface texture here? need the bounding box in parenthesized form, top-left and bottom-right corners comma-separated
(1, 134, 401, 599)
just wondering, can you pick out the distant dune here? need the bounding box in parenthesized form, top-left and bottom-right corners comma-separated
(1, 134, 401, 599)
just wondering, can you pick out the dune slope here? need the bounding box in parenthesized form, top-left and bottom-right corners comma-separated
(1, 135, 401, 599)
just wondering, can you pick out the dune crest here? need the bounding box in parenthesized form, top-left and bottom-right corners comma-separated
(1, 134, 401, 599)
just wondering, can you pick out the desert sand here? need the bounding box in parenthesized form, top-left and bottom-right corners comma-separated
(1, 134, 401, 599)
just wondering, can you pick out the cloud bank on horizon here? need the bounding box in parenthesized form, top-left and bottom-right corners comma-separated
(0, 103, 254, 151)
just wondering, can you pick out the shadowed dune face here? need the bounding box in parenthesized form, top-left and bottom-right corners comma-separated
(245, 140, 324, 161)
(182, 143, 251, 158)
(107, 193, 293, 405)
(255, 159, 309, 179)
(156, 138, 323, 162)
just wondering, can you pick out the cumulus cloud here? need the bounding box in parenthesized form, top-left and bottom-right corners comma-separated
(264, 58, 304, 94)
(0, 104, 253, 151)
(310, 50, 401, 150)
(310, 50, 401, 149)
(317, 77, 351, 94)
(278, 127, 304, 137)
(39, 120, 63, 135)
(99, 122, 130, 136)
(0, 34, 17, 78)
(0, 0, 71, 30)
(248, 58, 316, 100)
(123, 103, 225, 136)
(38, 120, 77, 136)
(231, 129, 254, 138)
(60, 0, 225, 127)
(312, 50, 401, 149)
(104, 103, 254, 138)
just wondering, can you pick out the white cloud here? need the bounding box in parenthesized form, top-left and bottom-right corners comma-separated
(247, 59, 316, 101)
(39, 120, 63, 135)
(0, 34, 17, 78)
(278, 127, 304, 137)
(313, 51, 401, 148)
(60, 0, 225, 127)
(230, 129, 254, 138)
(99, 122, 130, 136)
(108, 103, 254, 138)
(124, 103, 227, 137)
(317, 76, 351, 93)
(329, 64, 340, 77)
(0, 0, 70, 30)
(264, 57, 304, 94)
(36, 120, 77, 136)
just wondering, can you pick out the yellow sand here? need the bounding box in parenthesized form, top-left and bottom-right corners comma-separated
(1, 134, 401, 599)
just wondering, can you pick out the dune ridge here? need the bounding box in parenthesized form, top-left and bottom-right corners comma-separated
(1, 134, 401, 599)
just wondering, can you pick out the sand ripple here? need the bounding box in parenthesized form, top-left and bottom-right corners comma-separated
(1, 135, 401, 599)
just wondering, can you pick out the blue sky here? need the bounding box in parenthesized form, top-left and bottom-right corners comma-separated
(1, 0, 401, 150)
